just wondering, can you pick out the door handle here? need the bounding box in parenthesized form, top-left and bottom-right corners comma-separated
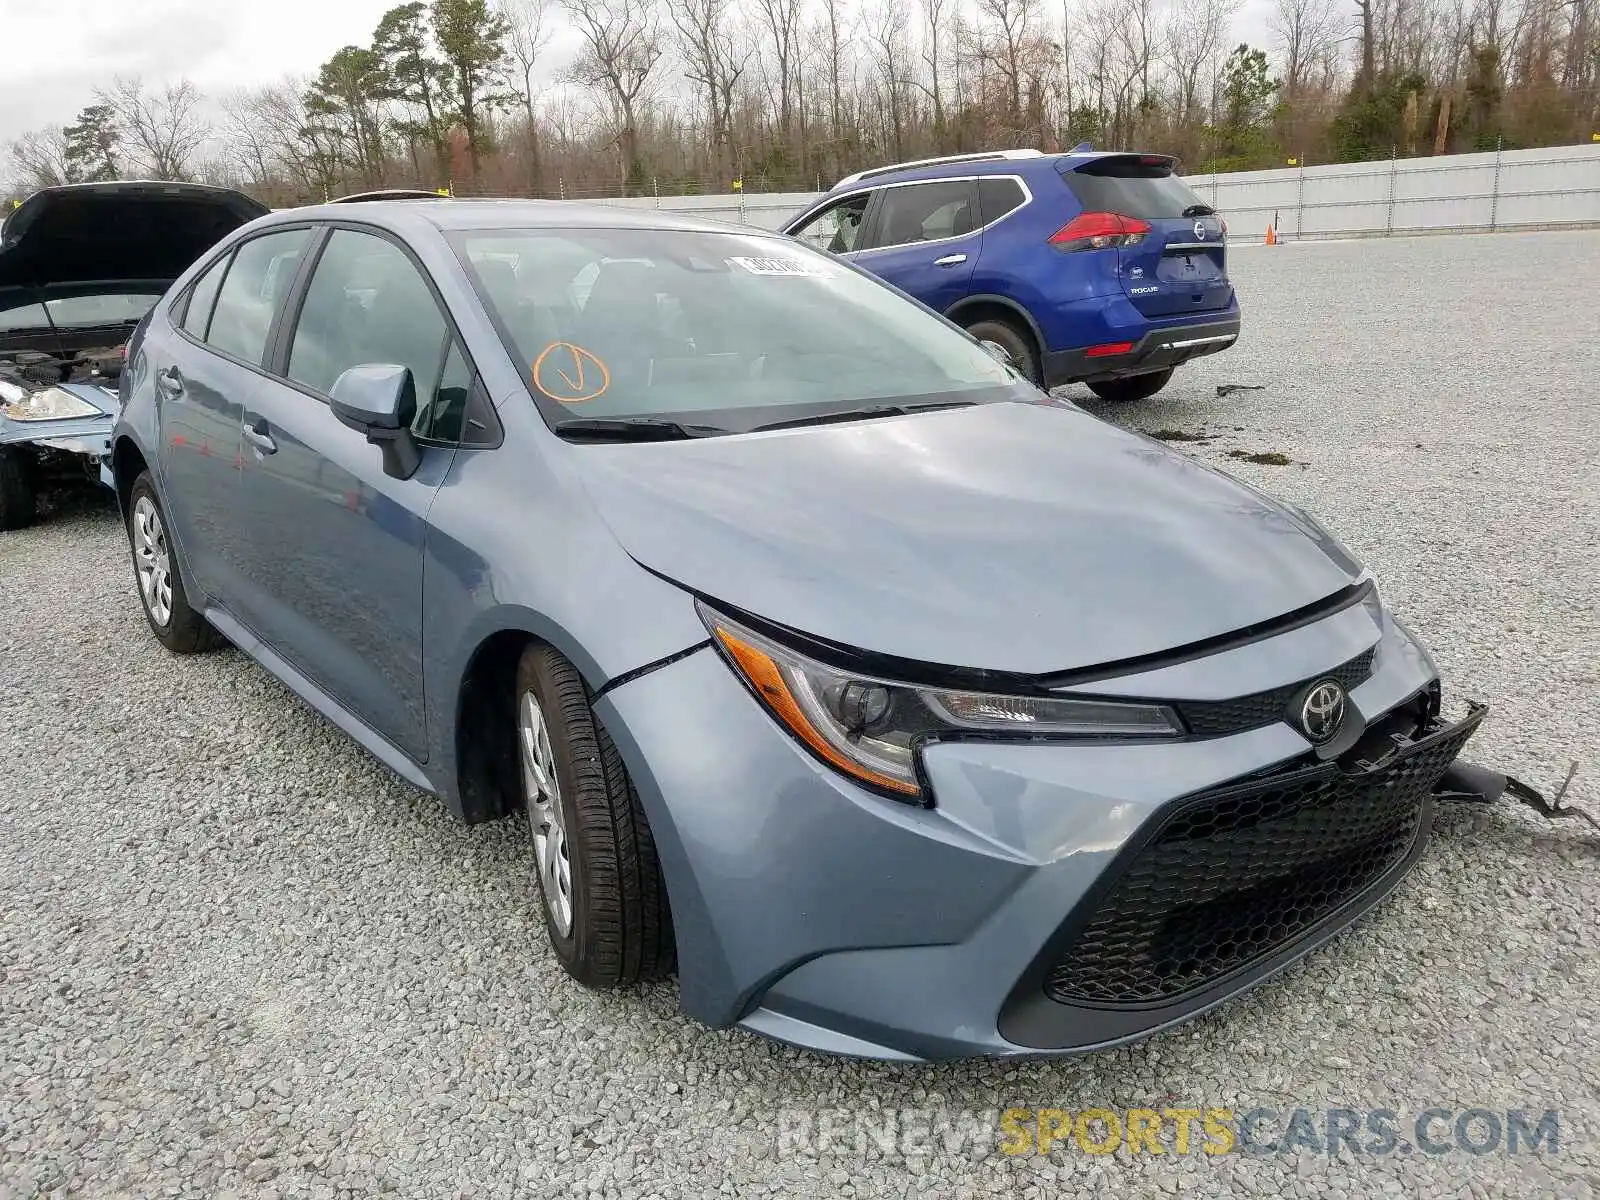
(241, 416, 277, 455)
(933, 253, 968, 267)
(155, 366, 184, 399)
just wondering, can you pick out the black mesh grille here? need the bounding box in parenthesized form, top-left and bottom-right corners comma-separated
(1176, 648, 1376, 737)
(1045, 714, 1479, 1006)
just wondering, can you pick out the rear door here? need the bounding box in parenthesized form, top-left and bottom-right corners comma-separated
(1061, 156, 1232, 318)
(854, 179, 980, 312)
(159, 227, 315, 606)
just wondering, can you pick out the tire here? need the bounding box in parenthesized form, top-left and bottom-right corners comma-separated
(0, 447, 38, 532)
(1087, 368, 1175, 403)
(516, 643, 674, 987)
(965, 318, 1040, 385)
(126, 472, 222, 653)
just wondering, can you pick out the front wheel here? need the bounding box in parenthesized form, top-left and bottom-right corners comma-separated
(126, 473, 222, 653)
(0, 447, 38, 531)
(1087, 368, 1175, 403)
(516, 643, 674, 987)
(965, 318, 1040, 385)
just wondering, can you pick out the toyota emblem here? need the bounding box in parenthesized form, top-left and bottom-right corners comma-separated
(1299, 680, 1347, 744)
(1193, 219, 1207, 240)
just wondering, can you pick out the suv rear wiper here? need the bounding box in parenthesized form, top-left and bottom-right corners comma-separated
(750, 400, 976, 433)
(551, 416, 727, 442)
(1181, 203, 1216, 217)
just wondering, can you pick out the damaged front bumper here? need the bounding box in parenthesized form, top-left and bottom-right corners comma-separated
(0, 382, 118, 490)
(1436, 753, 1596, 831)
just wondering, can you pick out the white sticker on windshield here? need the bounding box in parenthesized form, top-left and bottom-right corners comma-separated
(729, 255, 827, 276)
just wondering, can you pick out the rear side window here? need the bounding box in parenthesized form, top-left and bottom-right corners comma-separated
(205, 229, 312, 364)
(871, 181, 978, 248)
(978, 178, 1026, 226)
(1061, 163, 1206, 218)
(181, 254, 230, 339)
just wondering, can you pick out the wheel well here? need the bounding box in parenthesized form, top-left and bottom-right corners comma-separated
(454, 629, 533, 825)
(112, 438, 148, 518)
(948, 301, 1041, 362)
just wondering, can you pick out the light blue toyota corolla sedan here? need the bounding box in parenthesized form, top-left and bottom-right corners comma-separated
(113, 199, 1488, 1061)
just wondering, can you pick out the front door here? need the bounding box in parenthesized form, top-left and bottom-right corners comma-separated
(233, 226, 467, 761)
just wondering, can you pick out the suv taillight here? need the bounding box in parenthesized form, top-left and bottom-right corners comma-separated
(1048, 212, 1151, 252)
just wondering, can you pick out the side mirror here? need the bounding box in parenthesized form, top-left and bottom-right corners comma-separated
(330, 363, 421, 480)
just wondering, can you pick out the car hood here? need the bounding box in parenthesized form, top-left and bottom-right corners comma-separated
(0, 181, 268, 290)
(572, 401, 1364, 676)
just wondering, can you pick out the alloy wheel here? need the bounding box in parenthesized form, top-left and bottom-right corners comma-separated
(132, 496, 173, 628)
(520, 689, 574, 936)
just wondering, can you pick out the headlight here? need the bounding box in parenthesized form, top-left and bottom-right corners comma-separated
(1, 386, 101, 422)
(699, 603, 1182, 801)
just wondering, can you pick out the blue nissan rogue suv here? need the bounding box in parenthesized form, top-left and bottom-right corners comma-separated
(782, 148, 1240, 402)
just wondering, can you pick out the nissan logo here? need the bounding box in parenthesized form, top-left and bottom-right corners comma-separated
(1193, 220, 1207, 240)
(1299, 680, 1347, 744)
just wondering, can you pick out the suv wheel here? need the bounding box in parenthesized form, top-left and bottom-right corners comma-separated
(1087, 368, 1175, 403)
(965, 318, 1040, 385)
(516, 643, 674, 987)
(126, 472, 222, 653)
(0, 447, 38, 531)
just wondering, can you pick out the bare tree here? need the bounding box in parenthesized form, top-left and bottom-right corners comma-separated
(754, 0, 805, 154)
(920, 0, 950, 132)
(974, 0, 1039, 124)
(1167, 0, 1239, 120)
(497, 0, 552, 188)
(96, 77, 211, 179)
(1270, 0, 1348, 97)
(865, 0, 912, 159)
(565, 0, 664, 188)
(669, 0, 750, 183)
(7, 126, 74, 189)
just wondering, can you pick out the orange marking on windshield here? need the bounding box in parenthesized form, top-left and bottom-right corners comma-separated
(532, 341, 610, 404)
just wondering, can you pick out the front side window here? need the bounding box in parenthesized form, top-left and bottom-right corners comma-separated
(452, 227, 1023, 435)
(205, 228, 312, 365)
(871, 181, 978, 249)
(788, 193, 872, 255)
(286, 229, 451, 429)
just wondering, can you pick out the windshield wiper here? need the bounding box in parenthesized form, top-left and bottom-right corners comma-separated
(551, 416, 727, 442)
(1181, 203, 1216, 217)
(750, 399, 976, 433)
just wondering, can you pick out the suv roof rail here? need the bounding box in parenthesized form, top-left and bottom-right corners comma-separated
(834, 149, 1045, 191)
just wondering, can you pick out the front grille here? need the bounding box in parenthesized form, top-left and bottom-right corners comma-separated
(1176, 647, 1376, 737)
(1045, 711, 1480, 1006)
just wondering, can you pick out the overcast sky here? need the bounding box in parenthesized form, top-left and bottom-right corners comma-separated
(1, 0, 404, 147)
(4, 0, 1277, 152)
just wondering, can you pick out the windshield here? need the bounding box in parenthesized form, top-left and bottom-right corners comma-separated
(1060, 166, 1208, 220)
(0, 291, 162, 335)
(449, 227, 1024, 434)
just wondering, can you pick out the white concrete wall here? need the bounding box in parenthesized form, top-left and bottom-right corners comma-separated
(591, 143, 1600, 239)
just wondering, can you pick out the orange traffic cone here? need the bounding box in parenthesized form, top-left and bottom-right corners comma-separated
(1264, 224, 1277, 246)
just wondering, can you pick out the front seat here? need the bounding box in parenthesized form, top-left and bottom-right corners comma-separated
(568, 262, 672, 394)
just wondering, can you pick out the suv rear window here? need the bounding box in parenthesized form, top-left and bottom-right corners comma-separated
(1060, 161, 1208, 219)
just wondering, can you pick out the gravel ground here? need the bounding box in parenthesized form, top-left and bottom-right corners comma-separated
(2, 229, 1597, 1199)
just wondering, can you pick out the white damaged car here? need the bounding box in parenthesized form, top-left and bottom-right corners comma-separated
(0, 181, 266, 529)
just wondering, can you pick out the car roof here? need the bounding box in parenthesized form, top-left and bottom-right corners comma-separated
(822, 149, 1143, 193)
(256, 198, 780, 239)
